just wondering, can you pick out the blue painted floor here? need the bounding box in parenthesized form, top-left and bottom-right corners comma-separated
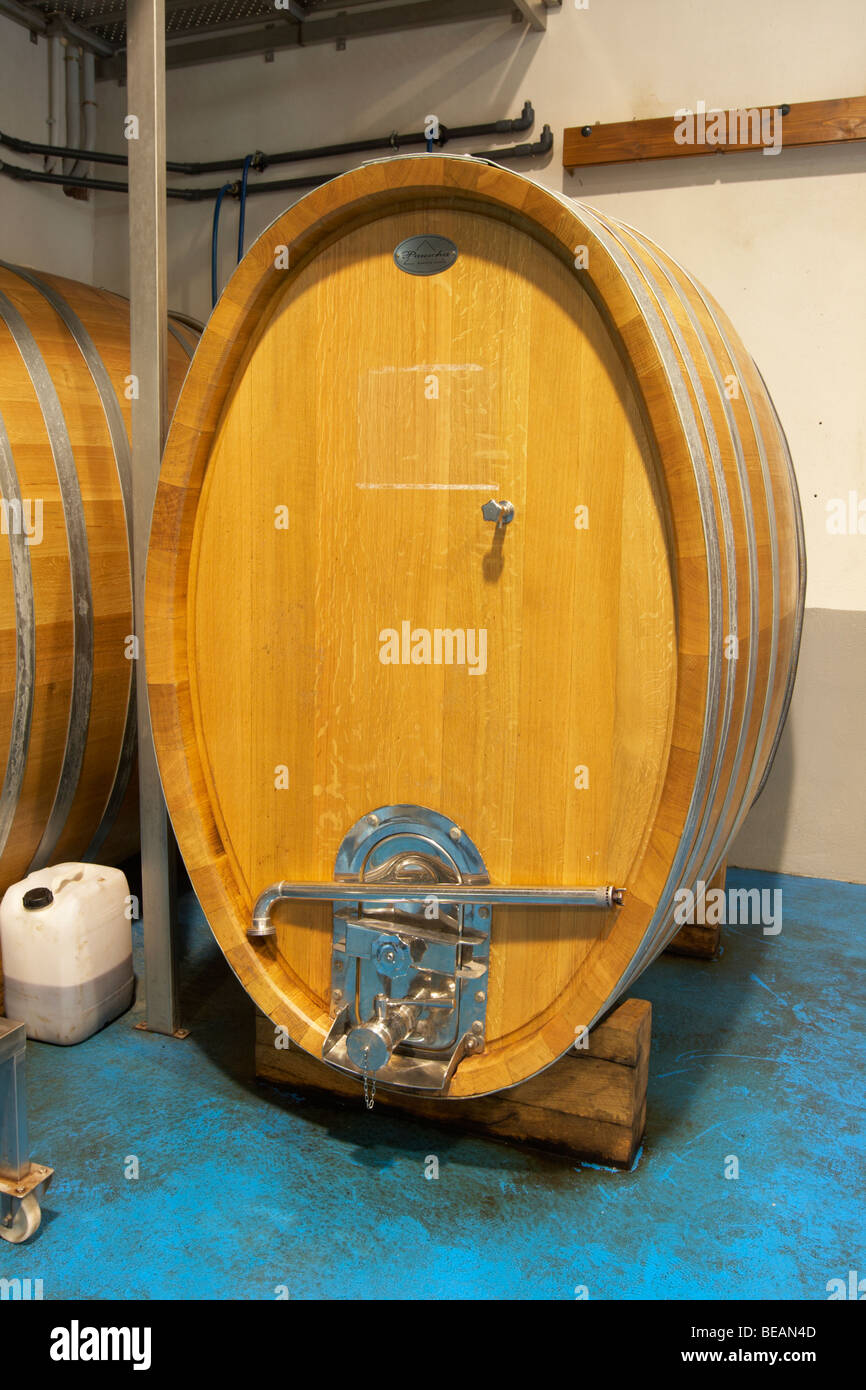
(2, 868, 863, 1300)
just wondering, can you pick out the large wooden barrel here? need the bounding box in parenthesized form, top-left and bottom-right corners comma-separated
(147, 156, 805, 1099)
(0, 265, 197, 901)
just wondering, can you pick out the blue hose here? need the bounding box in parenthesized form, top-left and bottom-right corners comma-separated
(237, 154, 253, 262)
(211, 181, 233, 307)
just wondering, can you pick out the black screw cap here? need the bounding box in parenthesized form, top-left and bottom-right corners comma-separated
(23, 886, 53, 910)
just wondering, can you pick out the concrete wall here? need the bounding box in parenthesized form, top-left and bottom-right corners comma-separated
(1, 2, 864, 880)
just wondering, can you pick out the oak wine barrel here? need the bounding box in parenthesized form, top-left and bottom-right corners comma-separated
(0, 265, 198, 923)
(146, 156, 804, 1099)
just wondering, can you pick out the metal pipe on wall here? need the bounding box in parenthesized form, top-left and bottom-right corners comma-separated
(45, 35, 61, 173)
(81, 49, 96, 182)
(1, 126, 553, 202)
(62, 40, 81, 177)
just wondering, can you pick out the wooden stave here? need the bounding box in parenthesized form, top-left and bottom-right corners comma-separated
(569, 203, 736, 989)
(579, 213, 785, 980)
(604, 220, 802, 978)
(580, 211, 802, 982)
(0, 266, 197, 897)
(145, 155, 805, 1097)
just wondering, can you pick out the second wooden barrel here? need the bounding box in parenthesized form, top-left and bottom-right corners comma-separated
(147, 156, 804, 1099)
(0, 265, 197, 898)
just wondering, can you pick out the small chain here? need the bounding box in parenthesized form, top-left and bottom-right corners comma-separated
(363, 1071, 376, 1110)
(362, 1046, 376, 1111)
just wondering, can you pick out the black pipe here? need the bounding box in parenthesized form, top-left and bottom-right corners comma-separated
(0, 129, 129, 169)
(0, 128, 552, 203)
(0, 100, 534, 178)
(240, 173, 339, 197)
(0, 159, 216, 200)
(243, 99, 536, 174)
(0, 159, 340, 200)
(0, 127, 231, 176)
(474, 125, 553, 160)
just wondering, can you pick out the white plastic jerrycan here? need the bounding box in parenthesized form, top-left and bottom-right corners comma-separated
(0, 863, 135, 1044)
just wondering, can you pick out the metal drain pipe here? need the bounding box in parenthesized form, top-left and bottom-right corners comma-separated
(345, 996, 426, 1073)
(81, 49, 97, 182)
(62, 39, 81, 177)
(45, 35, 61, 172)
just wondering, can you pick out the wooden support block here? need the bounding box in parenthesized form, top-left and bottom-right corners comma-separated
(563, 96, 866, 170)
(255, 996, 651, 1168)
(666, 860, 725, 960)
(665, 920, 720, 958)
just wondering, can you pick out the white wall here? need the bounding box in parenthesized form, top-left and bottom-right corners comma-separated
(0, 16, 96, 279)
(4, 1, 865, 879)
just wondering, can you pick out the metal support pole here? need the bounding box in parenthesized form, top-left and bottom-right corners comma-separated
(127, 0, 180, 1036)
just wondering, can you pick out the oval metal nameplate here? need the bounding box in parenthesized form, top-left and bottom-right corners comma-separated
(393, 234, 458, 277)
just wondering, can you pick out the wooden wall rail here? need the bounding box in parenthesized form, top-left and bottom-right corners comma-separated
(563, 96, 866, 169)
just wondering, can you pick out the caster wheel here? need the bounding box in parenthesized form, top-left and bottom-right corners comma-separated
(0, 1192, 42, 1243)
